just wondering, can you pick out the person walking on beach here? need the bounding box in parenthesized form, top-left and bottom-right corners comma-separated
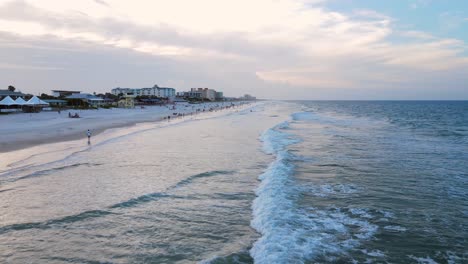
(87, 129, 92, 144)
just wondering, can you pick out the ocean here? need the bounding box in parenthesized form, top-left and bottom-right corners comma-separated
(0, 101, 467, 263)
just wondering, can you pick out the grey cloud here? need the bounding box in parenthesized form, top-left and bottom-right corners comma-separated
(93, 0, 110, 7)
(0, 0, 467, 99)
(0, 0, 298, 61)
(0, 32, 273, 97)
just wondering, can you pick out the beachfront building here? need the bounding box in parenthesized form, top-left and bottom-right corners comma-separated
(177, 88, 224, 101)
(111, 88, 140, 97)
(118, 94, 135, 108)
(191, 88, 217, 101)
(177, 91, 202, 99)
(215, 91, 224, 100)
(240, 94, 257, 101)
(0, 90, 27, 100)
(51, 90, 81, 97)
(66, 93, 106, 107)
(111, 85, 176, 99)
(43, 99, 68, 107)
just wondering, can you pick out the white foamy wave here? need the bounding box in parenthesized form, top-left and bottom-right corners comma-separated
(410, 251, 467, 264)
(378, 210, 395, 219)
(304, 183, 359, 197)
(350, 208, 373, 219)
(259, 121, 297, 155)
(384, 225, 407, 232)
(198, 256, 217, 264)
(292, 111, 319, 121)
(251, 122, 378, 263)
(361, 249, 386, 258)
(409, 255, 439, 264)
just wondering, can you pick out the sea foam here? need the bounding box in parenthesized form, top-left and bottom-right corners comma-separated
(250, 118, 378, 263)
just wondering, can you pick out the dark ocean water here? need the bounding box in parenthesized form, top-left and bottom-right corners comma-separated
(253, 101, 467, 263)
(1, 101, 467, 264)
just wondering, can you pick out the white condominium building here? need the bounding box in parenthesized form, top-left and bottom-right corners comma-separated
(190, 88, 217, 101)
(111, 85, 176, 98)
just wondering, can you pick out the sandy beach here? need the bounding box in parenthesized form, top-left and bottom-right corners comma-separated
(0, 102, 250, 153)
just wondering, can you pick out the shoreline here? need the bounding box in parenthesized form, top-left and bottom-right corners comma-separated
(0, 102, 254, 154)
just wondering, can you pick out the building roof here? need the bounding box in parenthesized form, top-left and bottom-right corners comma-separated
(66, 93, 103, 101)
(43, 99, 67, 103)
(0, 90, 26, 97)
(51, 90, 81, 93)
(114, 87, 175, 90)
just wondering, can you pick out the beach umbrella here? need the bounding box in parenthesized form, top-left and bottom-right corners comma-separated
(14, 97, 27, 105)
(0, 96, 18, 106)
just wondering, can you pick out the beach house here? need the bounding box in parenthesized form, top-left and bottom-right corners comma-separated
(66, 93, 106, 107)
(118, 93, 136, 108)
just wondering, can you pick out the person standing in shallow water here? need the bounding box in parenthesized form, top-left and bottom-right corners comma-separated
(87, 129, 91, 144)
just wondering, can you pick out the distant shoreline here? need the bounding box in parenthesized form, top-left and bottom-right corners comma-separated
(0, 102, 254, 153)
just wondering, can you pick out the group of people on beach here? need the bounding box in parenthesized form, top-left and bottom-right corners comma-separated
(68, 112, 80, 118)
(161, 102, 244, 121)
(83, 102, 251, 143)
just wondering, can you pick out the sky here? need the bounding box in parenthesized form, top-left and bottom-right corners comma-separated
(0, 0, 467, 99)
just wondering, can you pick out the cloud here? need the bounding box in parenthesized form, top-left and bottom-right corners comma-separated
(410, 0, 431, 9)
(398, 30, 435, 40)
(93, 0, 110, 7)
(0, 0, 466, 99)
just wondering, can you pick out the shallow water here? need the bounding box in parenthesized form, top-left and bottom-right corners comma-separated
(1, 101, 467, 263)
(251, 101, 467, 263)
(0, 102, 297, 263)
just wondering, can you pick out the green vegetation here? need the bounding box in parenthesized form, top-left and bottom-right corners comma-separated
(39, 93, 58, 100)
(100, 105, 115, 109)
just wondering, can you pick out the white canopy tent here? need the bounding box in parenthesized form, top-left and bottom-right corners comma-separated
(0, 96, 18, 106)
(14, 97, 27, 105)
(0, 95, 21, 112)
(22, 96, 50, 113)
(25, 96, 49, 106)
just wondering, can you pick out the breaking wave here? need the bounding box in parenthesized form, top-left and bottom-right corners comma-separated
(250, 116, 379, 263)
